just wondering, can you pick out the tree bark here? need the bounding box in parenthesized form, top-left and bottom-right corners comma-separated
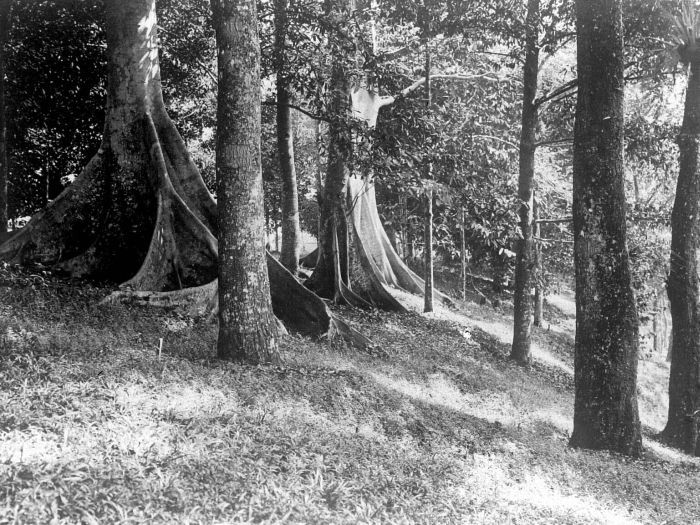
(570, 0, 642, 457)
(0, 0, 10, 240)
(274, 0, 301, 274)
(461, 206, 467, 301)
(0, 0, 370, 351)
(423, 40, 434, 314)
(213, 0, 283, 364)
(663, 46, 700, 456)
(305, 0, 355, 302)
(533, 196, 544, 327)
(511, 0, 540, 365)
(0, 0, 218, 285)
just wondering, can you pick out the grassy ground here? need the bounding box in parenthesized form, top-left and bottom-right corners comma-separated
(1, 266, 699, 524)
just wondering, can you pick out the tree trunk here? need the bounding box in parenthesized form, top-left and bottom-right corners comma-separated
(213, 0, 283, 364)
(0, 0, 370, 351)
(304, 0, 353, 300)
(533, 196, 544, 327)
(423, 40, 434, 314)
(663, 48, 700, 456)
(0, 0, 10, 240)
(275, 0, 301, 274)
(461, 206, 467, 301)
(511, 0, 540, 365)
(570, 0, 642, 457)
(0, 0, 218, 286)
(423, 189, 434, 312)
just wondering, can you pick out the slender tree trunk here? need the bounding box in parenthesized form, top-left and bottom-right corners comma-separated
(314, 119, 323, 242)
(511, 0, 540, 365)
(423, 188, 434, 312)
(0, 1, 10, 240)
(461, 206, 466, 301)
(570, 0, 642, 456)
(663, 48, 700, 456)
(423, 41, 434, 313)
(213, 0, 283, 364)
(275, 0, 301, 274)
(533, 196, 544, 327)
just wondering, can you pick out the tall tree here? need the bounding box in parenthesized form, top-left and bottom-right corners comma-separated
(0, 0, 10, 240)
(570, 0, 642, 456)
(662, 1, 700, 456)
(423, 40, 434, 314)
(510, 0, 540, 365)
(274, 0, 301, 274)
(213, 0, 283, 364)
(0, 0, 218, 287)
(0, 0, 367, 349)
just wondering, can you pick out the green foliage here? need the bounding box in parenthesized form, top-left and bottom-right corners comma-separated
(7, 0, 106, 218)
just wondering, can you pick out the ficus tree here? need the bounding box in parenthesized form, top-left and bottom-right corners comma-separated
(0, 0, 370, 353)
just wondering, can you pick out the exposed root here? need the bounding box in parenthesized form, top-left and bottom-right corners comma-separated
(103, 280, 218, 317)
(104, 253, 373, 350)
(0, 152, 108, 268)
(299, 248, 318, 268)
(305, 176, 454, 310)
(122, 116, 218, 291)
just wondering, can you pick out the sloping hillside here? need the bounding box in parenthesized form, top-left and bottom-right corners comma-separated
(1, 269, 699, 524)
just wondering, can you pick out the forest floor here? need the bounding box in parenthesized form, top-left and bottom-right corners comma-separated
(1, 264, 699, 524)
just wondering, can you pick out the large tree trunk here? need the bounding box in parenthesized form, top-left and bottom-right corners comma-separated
(274, 0, 301, 275)
(569, 0, 642, 457)
(510, 0, 540, 365)
(213, 0, 283, 364)
(0, 0, 367, 350)
(662, 47, 700, 456)
(0, 0, 10, 241)
(0, 0, 218, 286)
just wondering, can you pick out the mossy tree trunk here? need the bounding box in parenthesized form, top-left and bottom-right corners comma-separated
(663, 44, 700, 456)
(510, 0, 540, 365)
(274, 0, 301, 275)
(213, 0, 284, 364)
(569, 0, 642, 457)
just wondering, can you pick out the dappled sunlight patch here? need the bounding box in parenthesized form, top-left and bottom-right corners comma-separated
(370, 370, 517, 425)
(531, 341, 574, 376)
(501, 467, 640, 524)
(0, 430, 62, 464)
(451, 455, 641, 524)
(546, 292, 577, 318)
(644, 437, 700, 467)
(637, 356, 670, 432)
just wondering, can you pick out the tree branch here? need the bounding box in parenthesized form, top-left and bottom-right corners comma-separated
(536, 217, 572, 224)
(534, 137, 573, 148)
(262, 100, 328, 121)
(377, 73, 503, 110)
(471, 134, 519, 150)
(534, 78, 577, 107)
